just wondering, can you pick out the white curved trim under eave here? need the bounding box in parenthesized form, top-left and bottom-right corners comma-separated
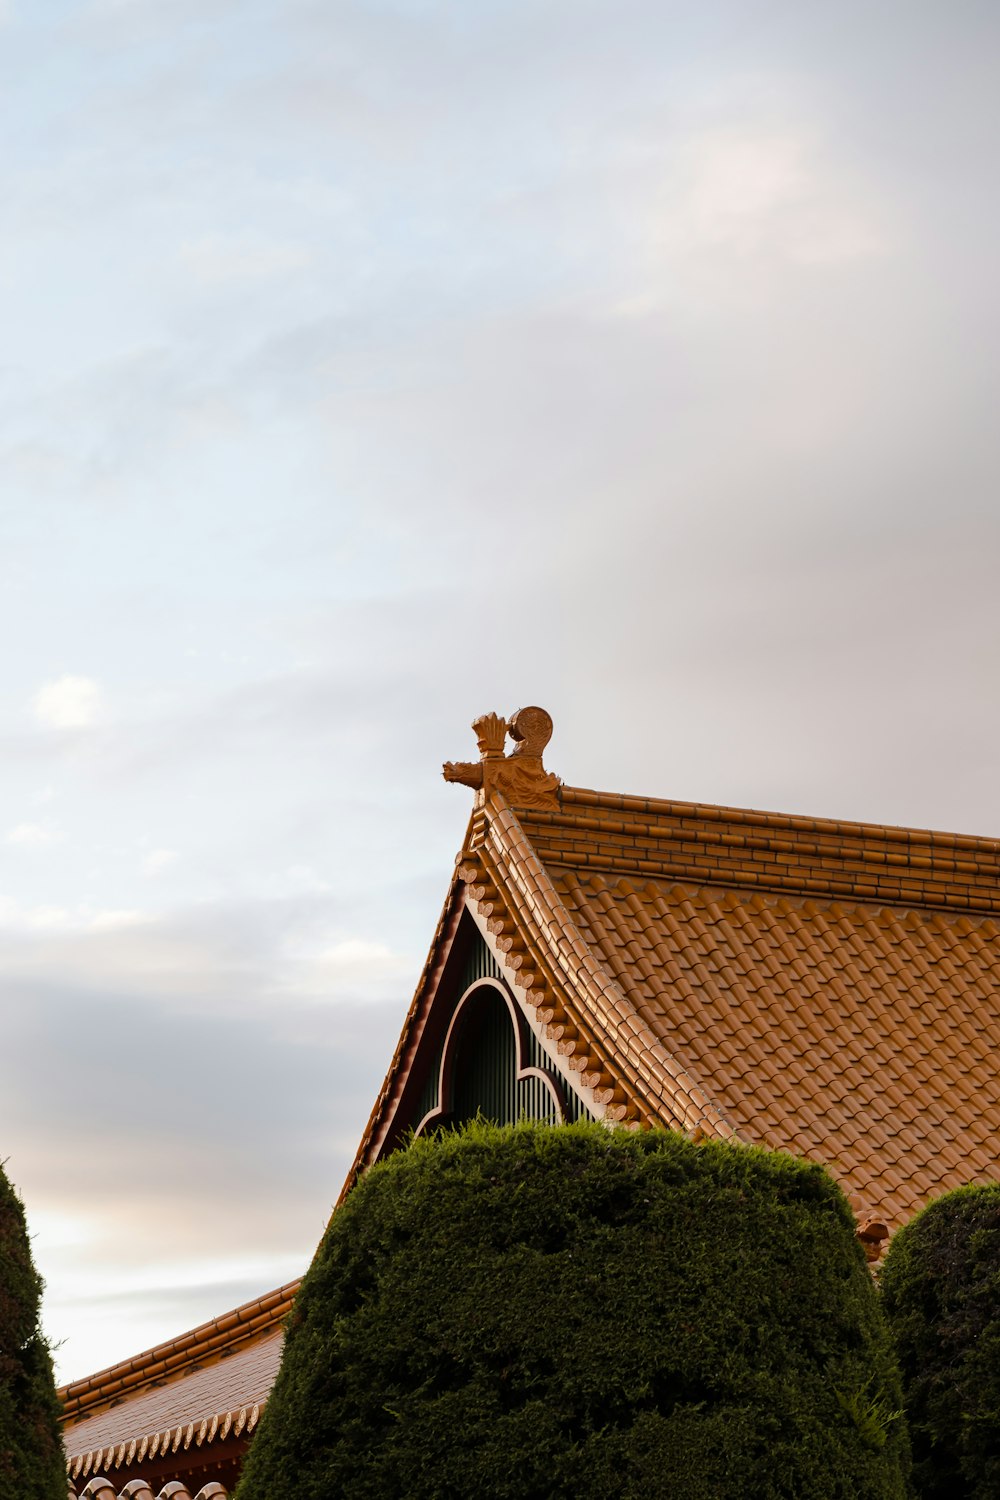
(413, 977, 566, 1136)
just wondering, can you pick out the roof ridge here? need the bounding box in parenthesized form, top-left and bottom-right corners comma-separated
(562, 785, 1000, 853)
(480, 792, 745, 1141)
(59, 1281, 297, 1422)
(541, 788, 1000, 914)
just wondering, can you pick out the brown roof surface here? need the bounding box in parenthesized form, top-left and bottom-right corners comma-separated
(456, 780, 1000, 1228)
(354, 713, 1000, 1235)
(557, 868, 999, 1220)
(60, 1282, 294, 1425)
(62, 711, 1000, 1473)
(60, 1283, 294, 1485)
(62, 1326, 281, 1460)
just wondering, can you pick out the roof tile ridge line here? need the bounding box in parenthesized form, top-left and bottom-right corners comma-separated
(483, 803, 742, 1141)
(59, 1310, 282, 1425)
(484, 793, 744, 1142)
(60, 1313, 286, 1427)
(65, 1398, 267, 1474)
(57, 1283, 296, 1410)
(466, 848, 639, 1127)
(334, 810, 478, 1207)
(531, 806, 995, 878)
(559, 785, 1000, 856)
(514, 846, 1000, 915)
(482, 824, 740, 1141)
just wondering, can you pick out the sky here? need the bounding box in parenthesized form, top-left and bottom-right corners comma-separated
(1, 0, 998, 1383)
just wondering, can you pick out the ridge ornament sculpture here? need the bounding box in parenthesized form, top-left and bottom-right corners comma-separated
(443, 705, 561, 810)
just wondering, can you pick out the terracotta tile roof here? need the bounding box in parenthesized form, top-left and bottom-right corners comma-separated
(62, 1331, 278, 1476)
(555, 869, 999, 1222)
(445, 779, 1000, 1230)
(61, 712, 1000, 1481)
(60, 1283, 294, 1428)
(60, 1286, 294, 1488)
(70, 1477, 230, 1498)
(352, 709, 1000, 1237)
(528, 787, 1000, 914)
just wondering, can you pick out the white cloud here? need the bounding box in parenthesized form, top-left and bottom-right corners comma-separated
(294, 937, 413, 999)
(20, 905, 72, 930)
(317, 937, 408, 972)
(0, 896, 144, 933)
(143, 847, 178, 876)
(87, 908, 147, 932)
(5, 821, 61, 848)
(33, 675, 102, 729)
(641, 128, 887, 289)
(179, 234, 312, 285)
(28, 1208, 97, 1251)
(687, 133, 809, 246)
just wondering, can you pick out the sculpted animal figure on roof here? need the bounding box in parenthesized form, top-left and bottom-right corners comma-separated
(61, 701, 1000, 1494)
(443, 705, 561, 809)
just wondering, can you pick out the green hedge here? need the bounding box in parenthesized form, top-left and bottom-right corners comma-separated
(238, 1121, 909, 1500)
(880, 1183, 1000, 1498)
(0, 1165, 65, 1500)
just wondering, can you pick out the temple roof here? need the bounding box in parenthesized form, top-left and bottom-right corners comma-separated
(60, 1284, 294, 1489)
(536, 792, 1000, 1224)
(352, 708, 1000, 1234)
(60, 707, 1000, 1478)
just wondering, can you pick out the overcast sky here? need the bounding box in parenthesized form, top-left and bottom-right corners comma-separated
(2, 0, 998, 1383)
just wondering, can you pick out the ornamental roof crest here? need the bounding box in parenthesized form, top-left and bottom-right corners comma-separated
(443, 705, 561, 810)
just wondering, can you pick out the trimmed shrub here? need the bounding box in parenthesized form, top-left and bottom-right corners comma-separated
(0, 1164, 65, 1500)
(880, 1182, 1000, 1498)
(238, 1121, 909, 1500)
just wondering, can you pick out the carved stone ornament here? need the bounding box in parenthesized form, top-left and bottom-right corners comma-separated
(473, 712, 508, 758)
(855, 1216, 890, 1264)
(443, 705, 561, 809)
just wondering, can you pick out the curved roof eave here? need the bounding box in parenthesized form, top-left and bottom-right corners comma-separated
(58, 1282, 296, 1426)
(467, 789, 744, 1140)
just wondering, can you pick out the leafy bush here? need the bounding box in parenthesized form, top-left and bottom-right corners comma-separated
(880, 1183, 1000, 1498)
(238, 1121, 909, 1500)
(0, 1163, 65, 1499)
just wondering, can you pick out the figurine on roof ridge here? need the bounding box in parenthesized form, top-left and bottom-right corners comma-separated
(443, 706, 561, 810)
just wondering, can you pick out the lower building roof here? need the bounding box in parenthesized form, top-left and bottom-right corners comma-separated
(60, 1285, 294, 1490)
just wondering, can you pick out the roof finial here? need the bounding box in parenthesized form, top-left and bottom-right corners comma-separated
(444, 706, 560, 810)
(508, 705, 553, 760)
(855, 1216, 890, 1264)
(472, 711, 508, 759)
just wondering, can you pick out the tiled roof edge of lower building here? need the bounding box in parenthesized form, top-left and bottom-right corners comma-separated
(65, 1398, 264, 1481)
(59, 1282, 298, 1424)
